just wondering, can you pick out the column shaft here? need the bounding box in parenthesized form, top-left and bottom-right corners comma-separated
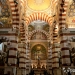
(52, 24, 59, 68)
(59, 0, 71, 66)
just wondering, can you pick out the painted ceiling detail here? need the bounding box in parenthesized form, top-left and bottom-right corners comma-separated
(28, 25, 35, 32)
(68, 0, 75, 17)
(34, 0, 44, 5)
(28, 20, 49, 32)
(66, 0, 75, 28)
(27, 0, 50, 11)
(0, 0, 12, 28)
(43, 24, 49, 32)
(19, 0, 59, 25)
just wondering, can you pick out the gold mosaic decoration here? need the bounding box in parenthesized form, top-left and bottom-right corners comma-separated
(0, 0, 12, 28)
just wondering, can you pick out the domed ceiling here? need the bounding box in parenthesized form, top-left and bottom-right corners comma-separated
(25, 0, 58, 17)
(27, 0, 50, 11)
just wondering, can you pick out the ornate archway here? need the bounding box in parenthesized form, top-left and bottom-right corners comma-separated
(31, 44, 47, 60)
(25, 12, 53, 25)
(29, 30, 49, 40)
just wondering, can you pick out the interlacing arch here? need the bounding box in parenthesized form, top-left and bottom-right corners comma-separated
(25, 12, 54, 26)
(29, 30, 49, 40)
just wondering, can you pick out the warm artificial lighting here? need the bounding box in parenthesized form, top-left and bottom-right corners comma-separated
(27, 0, 50, 11)
(37, 46, 41, 50)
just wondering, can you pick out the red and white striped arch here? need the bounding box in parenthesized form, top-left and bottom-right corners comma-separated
(29, 30, 49, 40)
(25, 12, 54, 26)
(8, 0, 59, 28)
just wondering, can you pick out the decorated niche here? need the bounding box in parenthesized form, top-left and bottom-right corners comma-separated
(31, 44, 47, 60)
(31, 32, 47, 40)
(0, 0, 12, 28)
(66, 0, 75, 27)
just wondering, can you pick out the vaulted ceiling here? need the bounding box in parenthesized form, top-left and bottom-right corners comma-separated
(0, 0, 75, 29)
(16, 0, 75, 28)
(19, 0, 59, 26)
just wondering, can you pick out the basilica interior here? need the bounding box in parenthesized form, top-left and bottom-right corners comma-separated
(0, 0, 75, 75)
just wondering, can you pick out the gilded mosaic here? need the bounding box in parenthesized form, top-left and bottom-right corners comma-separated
(31, 44, 47, 60)
(68, 0, 75, 17)
(0, 0, 12, 28)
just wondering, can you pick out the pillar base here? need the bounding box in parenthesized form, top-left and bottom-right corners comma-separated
(17, 68, 21, 75)
(52, 68, 62, 75)
(48, 69, 52, 75)
(26, 69, 30, 75)
(4, 67, 13, 75)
